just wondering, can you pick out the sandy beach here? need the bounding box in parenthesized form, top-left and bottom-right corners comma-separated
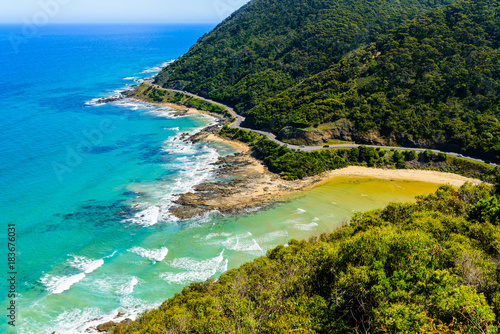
(319, 166, 481, 187)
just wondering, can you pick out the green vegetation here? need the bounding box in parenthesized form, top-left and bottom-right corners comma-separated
(155, 0, 500, 162)
(247, 0, 500, 160)
(155, 0, 454, 113)
(134, 83, 228, 115)
(220, 126, 496, 182)
(113, 182, 500, 333)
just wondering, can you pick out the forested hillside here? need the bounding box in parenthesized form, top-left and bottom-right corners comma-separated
(113, 181, 500, 333)
(155, 0, 500, 162)
(247, 0, 500, 160)
(155, 0, 454, 112)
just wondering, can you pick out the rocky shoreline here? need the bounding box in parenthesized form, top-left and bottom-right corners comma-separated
(166, 125, 483, 220)
(120, 92, 322, 220)
(168, 125, 323, 220)
(126, 94, 484, 222)
(91, 87, 300, 222)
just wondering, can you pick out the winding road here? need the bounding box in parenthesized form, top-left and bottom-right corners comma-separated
(143, 79, 495, 166)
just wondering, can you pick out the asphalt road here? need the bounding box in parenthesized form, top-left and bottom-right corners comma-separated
(143, 80, 495, 166)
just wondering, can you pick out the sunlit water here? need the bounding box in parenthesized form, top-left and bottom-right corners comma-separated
(0, 25, 441, 333)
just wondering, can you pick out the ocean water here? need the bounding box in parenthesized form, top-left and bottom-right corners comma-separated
(0, 24, 441, 333)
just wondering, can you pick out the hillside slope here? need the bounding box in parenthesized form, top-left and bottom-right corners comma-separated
(113, 182, 500, 333)
(246, 0, 500, 160)
(155, 0, 500, 162)
(155, 0, 454, 112)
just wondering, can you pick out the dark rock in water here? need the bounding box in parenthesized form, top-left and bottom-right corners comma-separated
(115, 312, 125, 319)
(178, 132, 190, 141)
(89, 146, 118, 154)
(91, 97, 121, 105)
(121, 191, 137, 197)
(86, 92, 128, 106)
(95, 318, 132, 333)
(169, 205, 209, 220)
(121, 318, 132, 326)
(96, 321, 117, 332)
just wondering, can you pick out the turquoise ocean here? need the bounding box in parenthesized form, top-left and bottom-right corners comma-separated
(0, 25, 441, 333)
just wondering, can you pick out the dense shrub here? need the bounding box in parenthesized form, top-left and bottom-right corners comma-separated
(114, 183, 500, 334)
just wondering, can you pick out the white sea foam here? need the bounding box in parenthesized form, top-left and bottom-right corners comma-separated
(104, 251, 117, 258)
(146, 107, 179, 119)
(142, 60, 174, 73)
(85, 88, 130, 106)
(119, 276, 139, 295)
(312, 217, 320, 222)
(256, 230, 288, 243)
(293, 222, 319, 231)
(85, 98, 108, 106)
(119, 102, 220, 226)
(168, 251, 224, 271)
(161, 251, 227, 285)
(70, 256, 105, 274)
(116, 100, 144, 110)
(203, 232, 232, 240)
(89, 277, 114, 293)
(40, 273, 86, 294)
(164, 126, 180, 131)
(123, 76, 136, 80)
(222, 232, 263, 252)
(81, 275, 140, 297)
(127, 205, 160, 226)
(35, 297, 158, 334)
(282, 218, 300, 225)
(238, 205, 263, 215)
(40, 255, 105, 295)
(51, 307, 103, 334)
(296, 208, 306, 214)
(128, 246, 169, 263)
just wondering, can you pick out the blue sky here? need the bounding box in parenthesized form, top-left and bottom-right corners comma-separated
(0, 0, 250, 24)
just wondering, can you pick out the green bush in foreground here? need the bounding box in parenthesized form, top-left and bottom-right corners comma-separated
(114, 183, 500, 334)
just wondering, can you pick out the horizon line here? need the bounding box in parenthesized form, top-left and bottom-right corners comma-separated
(0, 21, 220, 25)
